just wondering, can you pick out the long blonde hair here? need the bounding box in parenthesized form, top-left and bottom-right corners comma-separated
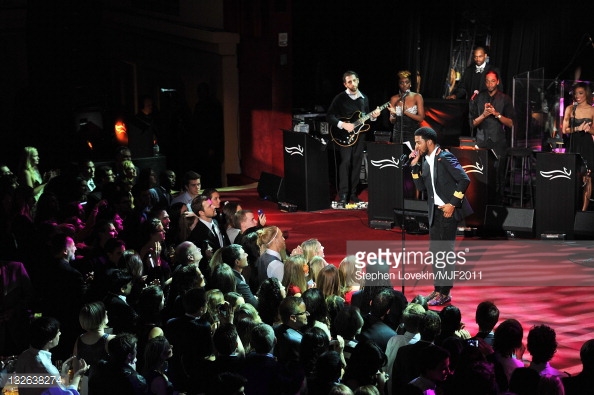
(282, 254, 308, 295)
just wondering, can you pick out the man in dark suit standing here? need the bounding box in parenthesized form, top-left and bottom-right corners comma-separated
(165, 287, 213, 394)
(445, 46, 501, 101)
(410, 127, 472, 306)
(188, 194, 230, 283)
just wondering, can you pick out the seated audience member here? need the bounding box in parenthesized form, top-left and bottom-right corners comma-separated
(274, 296, 308, 368)
(385, 302, 426, 393)
(16, 316, 89, 395)
(359, 288, 397, 353)
(404, 344, 451, 395)
(508, 367, 541, 395)
(255, 226, 286, 284)
(527, 324, 569, 377)
(221, 201, 242, 242)
(282, 254, 309, 297)
(205, 322, 246, 393)
(333, 305, 364, 363)
(472, 300, 500, 346)
(342, 340, 389, 393)
(165, 287, 213, 394)
(300, 326, 331, 379)
(302, 288, 331, 339)
(391, 310, 442, 395)
(188, 194, 231, 283)
(241, 322, 299, 395)
(170, 170, 201, 210)
(233, 209, 266, 246)
(489, 318, 525, 392)
(88, 333, 148, 395)
(562, 338, 594, 395)
(150, 169, 176, 211)
(72, 301, 115, 394)
(339, 255, 360, 304)
(222, 244, 259, 307)
(435, 304, 471, 346)
(134, 285, 165, 374)
(450, 359, 498, 395)
(307, 350, 344, 395)
(142, 336, 175, 395)
(102, 268, 138, 335)
(257, 277, 286, 327)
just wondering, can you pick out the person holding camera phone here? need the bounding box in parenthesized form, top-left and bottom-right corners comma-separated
(562, 81, 594, 211)
(470, 69, 515, 201)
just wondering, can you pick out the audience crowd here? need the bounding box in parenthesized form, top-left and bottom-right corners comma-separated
(0, 145, 591, 395)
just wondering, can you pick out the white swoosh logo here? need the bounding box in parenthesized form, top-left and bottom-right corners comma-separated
(370, 156, 401, 169)
(539, 167, 571, 180)
(463, 161, 484, 175)
(284, 145, 304, 156)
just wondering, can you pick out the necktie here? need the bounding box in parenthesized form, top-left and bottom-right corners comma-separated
(212, 221, 224, 247)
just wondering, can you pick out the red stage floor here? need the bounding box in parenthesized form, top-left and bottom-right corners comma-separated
(218, 185, 594, 375)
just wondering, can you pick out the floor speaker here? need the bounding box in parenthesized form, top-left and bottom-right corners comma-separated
(574, 211, 594, 238)
(257, 172, 284, 202)
(484, 205, 534, 237)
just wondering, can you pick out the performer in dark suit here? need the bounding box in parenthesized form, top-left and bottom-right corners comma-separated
(188, 194, 231, 284)
(410, 127, 472, 306)
(446, 46, 501, 101)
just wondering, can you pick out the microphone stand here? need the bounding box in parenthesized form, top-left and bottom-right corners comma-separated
(395, 90, 409, 295)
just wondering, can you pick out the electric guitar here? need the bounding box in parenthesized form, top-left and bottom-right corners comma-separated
(330, 102, 390, 147)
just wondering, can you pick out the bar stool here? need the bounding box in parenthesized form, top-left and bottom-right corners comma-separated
(504, 147, 535, 208)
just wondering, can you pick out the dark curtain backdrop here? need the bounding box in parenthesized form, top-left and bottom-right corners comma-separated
(293, 1, 594, 110)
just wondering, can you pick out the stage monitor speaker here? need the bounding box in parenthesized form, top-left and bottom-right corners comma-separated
(257, 172, 284, 202)
(394, 199, 429, 235)
(574, 211, 594, 238)
(484, 205, 534, 237)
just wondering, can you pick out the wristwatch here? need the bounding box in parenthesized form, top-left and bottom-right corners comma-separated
(496, 114, 502, 119)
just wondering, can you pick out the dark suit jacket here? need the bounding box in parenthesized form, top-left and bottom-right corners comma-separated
(103, 293, 138, 335)
(233, 269, 258, 307)
(188, 219, 230, 252)
(165, 314, 213, 393)
(411, 147, 473, 226)
(392, 340, 434, 395)
(359, 314, 396, 353)
(452, 63, 501, 100)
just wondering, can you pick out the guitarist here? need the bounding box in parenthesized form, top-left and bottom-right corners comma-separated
(327, 70, 382, 205)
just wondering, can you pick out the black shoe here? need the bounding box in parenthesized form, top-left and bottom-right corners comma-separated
(350, 194, 362, 203)
(338, 194, 348, 205)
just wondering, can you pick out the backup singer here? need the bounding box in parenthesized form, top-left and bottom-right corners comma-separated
(562, 81, 594, 211)
(389, 70, 425, 148)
